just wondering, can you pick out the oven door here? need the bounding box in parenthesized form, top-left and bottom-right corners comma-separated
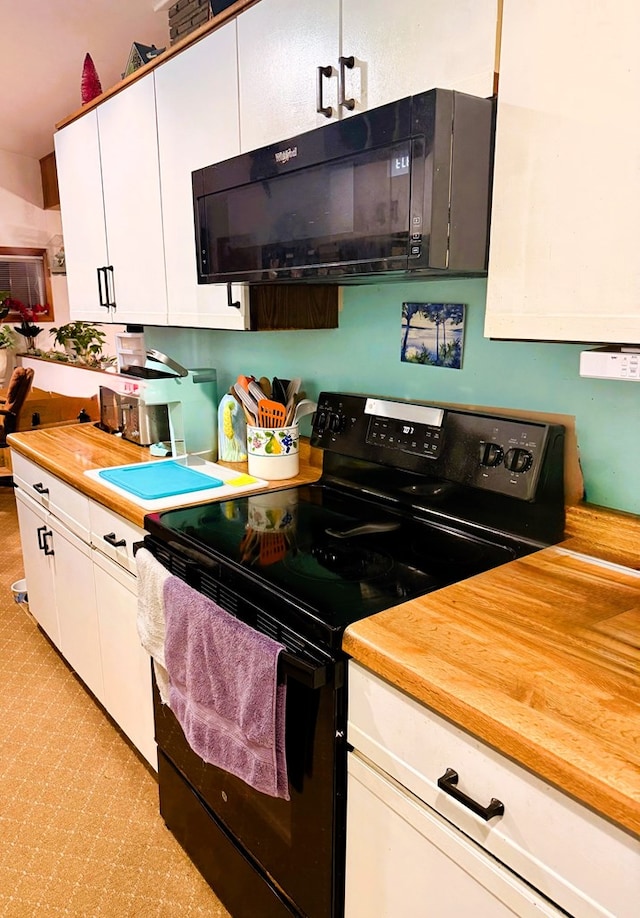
(145, 536, 347, 918)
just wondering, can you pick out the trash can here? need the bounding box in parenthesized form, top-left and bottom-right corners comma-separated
(11, 578, 34, 623)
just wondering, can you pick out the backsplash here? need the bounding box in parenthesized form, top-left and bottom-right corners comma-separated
(146, 278, 640, 516)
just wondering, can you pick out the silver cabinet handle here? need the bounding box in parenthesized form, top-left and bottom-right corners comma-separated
(316, 65, 333, 118)
(338, 55, 355, 111)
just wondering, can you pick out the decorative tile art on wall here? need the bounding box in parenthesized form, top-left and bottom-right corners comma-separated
(400, 302, 466, 370)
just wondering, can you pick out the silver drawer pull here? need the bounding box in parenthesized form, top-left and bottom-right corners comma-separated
(437, 768, 505, 821)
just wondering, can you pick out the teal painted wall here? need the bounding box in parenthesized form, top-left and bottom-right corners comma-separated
(147, 278, 640, 515)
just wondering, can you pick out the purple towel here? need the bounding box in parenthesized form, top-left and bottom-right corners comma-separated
(163, 575, 289, 800)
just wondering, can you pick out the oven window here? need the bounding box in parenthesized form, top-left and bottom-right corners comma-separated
(201, 143, 412, 279)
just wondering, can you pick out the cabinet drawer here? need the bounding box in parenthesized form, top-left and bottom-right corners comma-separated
(346, 753, 563, 918)
(89, 500, 145, 574)
(348, 662, 639, 918)
(12, 452, 90, 541)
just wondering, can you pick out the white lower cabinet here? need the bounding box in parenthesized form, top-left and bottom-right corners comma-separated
(49, 512, 103, 703)
(347, 661, 639, 918)
(93, 550, 156, 769)
(347, 753, 561, 917)
(15, 490, 60, 648)
(12, 451, 156, 769)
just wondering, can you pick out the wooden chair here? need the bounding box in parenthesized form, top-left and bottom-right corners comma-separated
(0, 367, 35, 485)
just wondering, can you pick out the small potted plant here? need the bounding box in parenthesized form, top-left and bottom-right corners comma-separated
(51, 321, 108, 366)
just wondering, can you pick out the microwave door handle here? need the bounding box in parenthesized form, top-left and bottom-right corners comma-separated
(316, 65, 333, 118)
(338, 55, 355, 111)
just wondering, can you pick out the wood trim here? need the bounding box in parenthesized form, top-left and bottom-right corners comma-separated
(493, 0, 503, 95)
(55, 0, 262, 131)
(39, 151, 60, 210)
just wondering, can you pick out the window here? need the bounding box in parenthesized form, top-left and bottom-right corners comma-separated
(0, 247, 54, 321)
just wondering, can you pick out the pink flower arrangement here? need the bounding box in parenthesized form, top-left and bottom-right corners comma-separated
(4, 298, 51, 345)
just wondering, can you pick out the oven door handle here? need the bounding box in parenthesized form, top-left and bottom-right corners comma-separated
(280, 651, 336, 690)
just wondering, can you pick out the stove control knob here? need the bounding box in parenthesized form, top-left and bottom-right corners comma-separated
(328, 412, 345, 433)
(479, 442, 504, 467)
(314, 410, 329, 432)
(504, 447, 534, 473)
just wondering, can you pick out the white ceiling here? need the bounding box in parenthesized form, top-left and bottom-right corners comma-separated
(2, 0, 171, 161)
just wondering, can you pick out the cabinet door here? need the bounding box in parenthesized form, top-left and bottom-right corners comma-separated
(341, 0, 498, 114)
(237, 0, 340, 150)
(93, 552, 156, 769)
(54, 112, 110, 323)
(155, 22, 250, 329)
(15, 491, 60, 648)
(50, 515, 104, 704)
(98, 73, 168, 325)
(346, 753, 563, 918)
(485, 1, 640, 343)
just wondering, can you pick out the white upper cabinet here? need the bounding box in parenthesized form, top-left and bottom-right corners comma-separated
(237, 0, 498, 151)
(342, 0, 497, 112)
(485, 0, 640, 343)
(55, 73, 168, 325)
(55, 112, 109, 322)
(237, 0, 339, 150)
(154, 21, 250, 329)
(97, 74, 168, 325)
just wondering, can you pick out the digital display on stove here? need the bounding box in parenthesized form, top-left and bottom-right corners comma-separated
(366, 416, 443, 458)
(362, 397, 444, 458)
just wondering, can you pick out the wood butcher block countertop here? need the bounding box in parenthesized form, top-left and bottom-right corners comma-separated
(344, 513, 640, 838)
(7, 423, 322, 527)
(8, 424, 640, 837)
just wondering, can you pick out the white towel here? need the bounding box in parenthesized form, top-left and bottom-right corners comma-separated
(136, 547, 171, 704)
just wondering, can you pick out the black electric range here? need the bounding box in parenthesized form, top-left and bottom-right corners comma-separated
(142, 392, 566, 918)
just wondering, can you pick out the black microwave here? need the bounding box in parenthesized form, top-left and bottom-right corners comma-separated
(192, 88, 495, 285)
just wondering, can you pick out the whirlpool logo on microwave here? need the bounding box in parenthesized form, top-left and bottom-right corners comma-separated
(274, 146, 298, 165)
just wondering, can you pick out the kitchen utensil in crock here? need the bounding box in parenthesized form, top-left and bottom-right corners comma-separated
(284, 377, 302, 424)
(248, 379, 268, 404)
(271, 377, 287, 406)
(258, 399, 287, 427)
(285, 378, 301, 403)
(258, 377, 272, 399)
(284, 391, 307, 425)
(292, 398, 317, 426)
(233, 382, 258, 424)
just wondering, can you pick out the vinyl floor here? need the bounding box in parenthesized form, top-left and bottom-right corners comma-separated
(0, 486, 230, 917)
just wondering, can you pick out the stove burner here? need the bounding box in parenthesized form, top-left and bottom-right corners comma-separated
(284, 543, 395, 582)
